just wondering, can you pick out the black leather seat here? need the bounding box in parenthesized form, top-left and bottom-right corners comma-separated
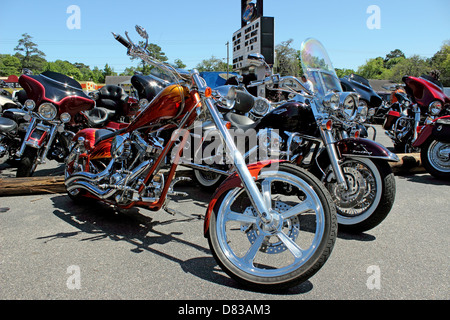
(84, 107, 110, 127)
(96, 85, 128, 118)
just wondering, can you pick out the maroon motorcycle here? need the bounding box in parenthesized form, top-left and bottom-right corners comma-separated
(383, 74, 450, 153)
(15, 71, 136, 177)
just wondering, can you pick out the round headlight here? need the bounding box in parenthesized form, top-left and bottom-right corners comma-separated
(341, 93, 358, 121)
(429, 101, 442, 116)
(215, 86, 237, 109)
(323, 93, 340, 110)
(60, 112, 71, 123)
(24, 99, 35, 110)
(38, 103, 57, 120)
(357, 105, 368, 123)
(252, 97, 270, 116)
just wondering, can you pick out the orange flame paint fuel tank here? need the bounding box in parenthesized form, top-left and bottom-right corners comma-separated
(125, 84, 199, 133)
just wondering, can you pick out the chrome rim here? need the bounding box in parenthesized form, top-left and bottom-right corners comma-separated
(215, 170, 325, 278)
(427, 141, 450, 173)
(324, 158, 381, 225)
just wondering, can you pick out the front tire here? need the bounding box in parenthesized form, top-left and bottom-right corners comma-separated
(207, 163, 337, 290)
(16, 147, 38, 177)
(323, 158, 396, 233)
(421, 139, 450, 180)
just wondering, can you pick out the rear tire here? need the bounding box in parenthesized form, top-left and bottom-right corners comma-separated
(421, 139, 450, 180)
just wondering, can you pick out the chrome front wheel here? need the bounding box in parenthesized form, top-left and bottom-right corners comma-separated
(208, 163, 337, 290)
(323, 158, 396, 233)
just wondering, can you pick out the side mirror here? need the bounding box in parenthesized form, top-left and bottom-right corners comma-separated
(135, 25, 148, 39)
(247, 53, 266, 67)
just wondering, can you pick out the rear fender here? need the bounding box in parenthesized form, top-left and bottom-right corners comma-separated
(203, 160, 283, 237)
(413, 116, 450, 147)
(336, 138, 399, 162)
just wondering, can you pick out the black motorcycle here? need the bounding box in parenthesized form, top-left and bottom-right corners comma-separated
(183, 39, 399, 233)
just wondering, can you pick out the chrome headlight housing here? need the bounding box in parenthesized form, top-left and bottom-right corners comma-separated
(340, 92, 359, 121)
(252, 97, 271, 116)
(357, 105, 368, 123)
(429, 100, 443, 116)
(60, 112, 71, 123)
(24, 99, 36, 111)
(214, 85, 236, 110)
(322, 92, 340, 111)
(38, 103, 57, 120)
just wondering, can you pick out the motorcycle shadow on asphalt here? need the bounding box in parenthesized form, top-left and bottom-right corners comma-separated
(48, 194, 313, 295)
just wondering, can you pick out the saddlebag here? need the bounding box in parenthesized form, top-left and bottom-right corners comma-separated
(432, 119, 450, 143)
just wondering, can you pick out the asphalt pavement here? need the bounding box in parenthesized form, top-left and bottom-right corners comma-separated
(0, 126, 448, 303)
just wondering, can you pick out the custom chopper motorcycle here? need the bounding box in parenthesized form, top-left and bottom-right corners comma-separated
(383, 74, 450, 153)
(63, 26, 338, 290)
(186, 39, 399, 233)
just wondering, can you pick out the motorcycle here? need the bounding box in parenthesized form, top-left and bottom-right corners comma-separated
(383, 75, 450, 153)
(12, 70, 144, 177)
(412, 115, 450, 179)
(186, 39, 399, 233)
(339, 74, 383, 124)
(64, 26, 338, 290)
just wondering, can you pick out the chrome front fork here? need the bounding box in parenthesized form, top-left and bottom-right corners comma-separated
(193, 75, 272, 224)
(17, 117, 59, 164)
(319, 123, 347, 189)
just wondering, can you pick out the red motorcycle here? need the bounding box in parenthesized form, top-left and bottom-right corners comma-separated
(64, 26, 337, 290)
(412, 115, 450, 179)
(383, 75, 450, 152)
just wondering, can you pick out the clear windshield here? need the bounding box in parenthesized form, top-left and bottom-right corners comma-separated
(300, 38, 342, 97)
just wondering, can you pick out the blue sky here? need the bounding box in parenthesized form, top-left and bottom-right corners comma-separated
(0, 0, 449, 74)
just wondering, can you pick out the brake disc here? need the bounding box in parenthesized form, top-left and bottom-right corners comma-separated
(241, 201, 300, 254)
(326, 166, 367, 209)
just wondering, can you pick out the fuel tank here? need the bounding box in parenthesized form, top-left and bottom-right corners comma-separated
(255, 101, 318, 136)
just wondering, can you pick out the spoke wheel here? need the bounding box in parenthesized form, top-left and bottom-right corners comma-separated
(207, 163, 337, 290)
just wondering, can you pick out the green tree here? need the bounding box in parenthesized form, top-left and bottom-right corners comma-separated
(274, 39, 300, 76)
(14, 33, 46, 73)
(174, 58, 186, 69)
(130, 41, 169, 74)
(0, 54, 22, 76)
(335, 68, 356, 78)
(357, 57, 388, 79)
(44, 60, 82, 80)
(196, 56, 230, 72)
(389, 55, 430, 83)
(430, 40, 450, 86)
(384, 49, 406, 69)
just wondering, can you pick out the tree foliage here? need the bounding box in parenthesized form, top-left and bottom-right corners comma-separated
(195, 56, 231, 72)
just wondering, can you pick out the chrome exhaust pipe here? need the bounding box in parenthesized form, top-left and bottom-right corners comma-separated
(66, 181, 117, 200)
(65, 159, 114, 186)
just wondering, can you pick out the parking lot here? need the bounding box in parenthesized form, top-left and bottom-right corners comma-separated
(0, 126, 448, 302)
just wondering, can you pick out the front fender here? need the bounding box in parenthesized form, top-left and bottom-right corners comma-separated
(336, 138, 399, 162)
(203, 160, 283, 237)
